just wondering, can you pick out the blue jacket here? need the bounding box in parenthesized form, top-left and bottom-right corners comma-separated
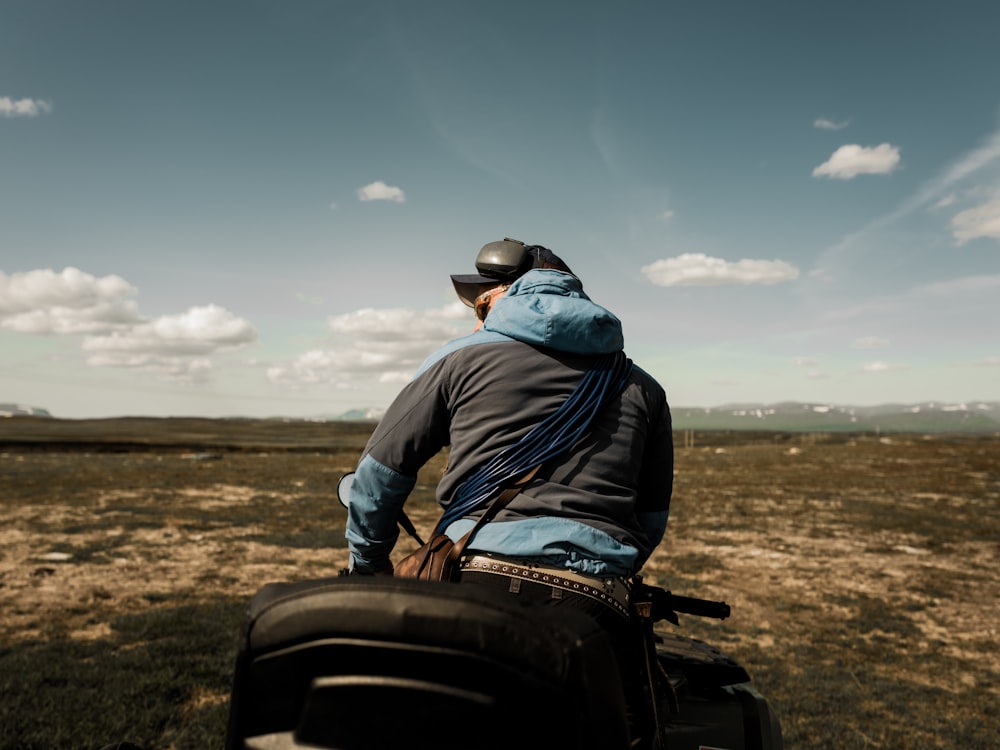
(345, 269, 673, 576)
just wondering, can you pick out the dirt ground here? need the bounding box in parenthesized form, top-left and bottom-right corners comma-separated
(1, 420, 998, 748)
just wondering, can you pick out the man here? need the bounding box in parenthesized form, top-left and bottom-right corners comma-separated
(343, 238, 673, 737)
(345, 237, 672, 579)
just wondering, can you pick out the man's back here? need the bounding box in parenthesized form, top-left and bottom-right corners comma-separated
(349, 266, 672, 577)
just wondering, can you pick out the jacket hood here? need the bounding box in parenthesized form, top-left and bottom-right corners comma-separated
(481, 269, 624, 354)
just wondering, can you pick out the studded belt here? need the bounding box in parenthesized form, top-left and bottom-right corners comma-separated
(459, 554, 632, 618)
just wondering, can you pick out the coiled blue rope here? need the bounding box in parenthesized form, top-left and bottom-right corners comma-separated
(435, 350, 633, 532)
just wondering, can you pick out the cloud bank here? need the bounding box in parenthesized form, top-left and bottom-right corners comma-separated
(0, 268, 140, 333)
(0, 267, 256, 383)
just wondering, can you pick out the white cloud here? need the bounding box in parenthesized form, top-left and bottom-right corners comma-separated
(812, 143, 901, 179)
(0, 96, 52, 117)
(794, 357, 818, 367)
(951, 193, 1000, 244)
(641, 253, 800, 287)
(266, 347, 423, 390)
(975, 356, 1000, 367)
(439, 300, 474, 319)
(852, 336, 889, 349)
(327, 306, 463, 341)
(2, 267, 258, 384)
(809, 128, 1000, 291)
(0, 303, 141, 334)
(82, 304, 257, 356)
(84, 353, 214, 383)
(266, 344, 420, 387)
(0, 267, 135, 314)
(0, 267, 140, 333)
(268, 303, 470, 388)
(268, 348, 388, 386)
(814, 117, 850, 130)
(357, 181, 406, 203)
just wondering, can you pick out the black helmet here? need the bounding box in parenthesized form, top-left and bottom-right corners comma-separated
(451, 238, 574, 307)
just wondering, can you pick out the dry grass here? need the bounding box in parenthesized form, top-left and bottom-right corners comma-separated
(0, 420, 997, 749)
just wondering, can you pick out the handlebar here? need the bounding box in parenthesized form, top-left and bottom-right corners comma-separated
(631, 581, 731, 624)
(658, 591, 731, 620)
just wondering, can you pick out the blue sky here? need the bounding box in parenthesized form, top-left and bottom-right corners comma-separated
(2, 0, 999, 419)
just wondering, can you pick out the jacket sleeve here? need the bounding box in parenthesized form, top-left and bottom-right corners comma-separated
(344, 359, 452, 573)
(635, 393, 673, 568)
(345, 454, 414, 573)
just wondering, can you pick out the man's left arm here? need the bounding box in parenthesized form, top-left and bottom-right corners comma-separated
(635, 403, 674, 560)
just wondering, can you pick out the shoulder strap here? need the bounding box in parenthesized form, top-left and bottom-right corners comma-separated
(445, 464, 541, 565)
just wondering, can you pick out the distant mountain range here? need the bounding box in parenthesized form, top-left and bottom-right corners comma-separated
(0, 403, 52, 418)
(668, 401, 1000, 434)
(325, 401, 1000, 433)
(4, 401, 999, 433)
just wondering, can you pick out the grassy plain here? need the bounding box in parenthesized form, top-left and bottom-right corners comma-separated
(0, 418, 997, 749)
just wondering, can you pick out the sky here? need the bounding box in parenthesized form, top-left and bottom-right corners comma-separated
(2, 0, 999, 419)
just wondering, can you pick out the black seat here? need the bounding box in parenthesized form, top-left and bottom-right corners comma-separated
(225, 576, 630, 750)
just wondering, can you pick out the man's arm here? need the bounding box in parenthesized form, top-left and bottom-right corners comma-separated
(345, 454, 415, 574)
(343, 359, 453, 573)
(635, 400, 674, 566)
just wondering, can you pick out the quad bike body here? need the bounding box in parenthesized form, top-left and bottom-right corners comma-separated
(223, 575, 782, 750)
